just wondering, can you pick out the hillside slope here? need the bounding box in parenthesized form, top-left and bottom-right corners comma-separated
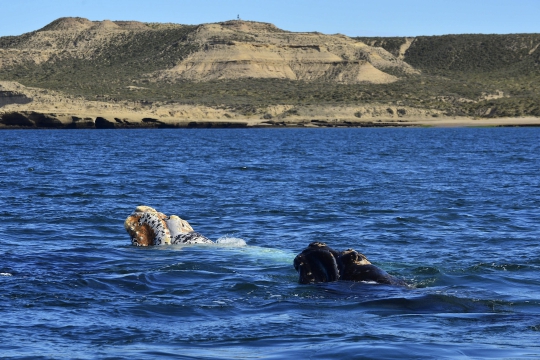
(356, 33, 540, 117)
(0, 18, 412, 86)
(1, 17, 540, 126)
(357, 34, 540, 73)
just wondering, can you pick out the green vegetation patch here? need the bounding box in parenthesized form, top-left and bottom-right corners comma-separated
(1, 29, 540, 118)
(0, 25, 200, 99)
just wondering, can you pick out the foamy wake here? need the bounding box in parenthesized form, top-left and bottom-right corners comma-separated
(215, 236, 248, 247)
(170, 236, 295, 263)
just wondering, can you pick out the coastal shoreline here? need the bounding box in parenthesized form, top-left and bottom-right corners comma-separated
(1, 82, 539, 129)
(1, 109, 540, 129)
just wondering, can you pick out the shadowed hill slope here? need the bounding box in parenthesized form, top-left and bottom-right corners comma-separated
(355, 33, 540, 117)
(356, 33, 540, 74)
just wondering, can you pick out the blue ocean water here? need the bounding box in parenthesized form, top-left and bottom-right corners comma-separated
(1, 127, 540, 359)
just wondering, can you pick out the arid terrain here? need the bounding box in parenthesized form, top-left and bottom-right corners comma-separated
(1, 17, 539, 128)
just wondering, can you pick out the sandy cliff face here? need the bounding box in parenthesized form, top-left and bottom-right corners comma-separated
(158, 21, 415, 84)
(0, 17, 414, 84)
(160, 42, 398, 83)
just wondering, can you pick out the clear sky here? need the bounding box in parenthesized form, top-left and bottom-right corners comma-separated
(1, 0, 539, 37)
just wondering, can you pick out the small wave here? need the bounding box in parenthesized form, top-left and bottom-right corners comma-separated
(1, 273, 13, 276)
(215, 237, 247, 247)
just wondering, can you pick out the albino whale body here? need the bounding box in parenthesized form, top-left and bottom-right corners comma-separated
(124, 206, 213, 246)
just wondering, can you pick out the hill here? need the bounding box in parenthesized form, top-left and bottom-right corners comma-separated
(1, 18, 539, 128)
(356, 34, 540, 117)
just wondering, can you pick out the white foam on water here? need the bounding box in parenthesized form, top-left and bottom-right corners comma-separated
(213, 236, 295, 263)
(167, 236, 295, 264)
(1, 273, 13, 276)
(236, 246, 295, 264)
(215, 236, 247, 247)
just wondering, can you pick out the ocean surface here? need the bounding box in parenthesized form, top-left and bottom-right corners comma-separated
(1, 127, 540, 359)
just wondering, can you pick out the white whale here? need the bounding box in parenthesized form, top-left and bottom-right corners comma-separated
(124, 206, 213, 246)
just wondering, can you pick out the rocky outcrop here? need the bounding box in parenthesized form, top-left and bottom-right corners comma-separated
(0, 91, 32, 108)
(0, 112, 34, 127)
(95, 116, 115, 129)
(0, 111, 63, 127)
(0, 112, 115, 128)
(0, 112, 65, 127)
(29, 112, 63, 127)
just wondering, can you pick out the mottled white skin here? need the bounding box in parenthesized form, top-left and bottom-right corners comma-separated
(138, 211, 172, 245)
(172, 231, 213, 245)
(133, 205, 158, 214)
(166, 215, 194, 239)
(125, 206, 213, 246)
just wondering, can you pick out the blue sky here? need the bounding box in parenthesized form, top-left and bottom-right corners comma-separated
(1, 0, 539, 37)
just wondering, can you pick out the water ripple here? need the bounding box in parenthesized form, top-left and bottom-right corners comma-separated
(2, 128, 540, 358)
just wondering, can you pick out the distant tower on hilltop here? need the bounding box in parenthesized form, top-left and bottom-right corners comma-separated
(237, 14, 240, 20)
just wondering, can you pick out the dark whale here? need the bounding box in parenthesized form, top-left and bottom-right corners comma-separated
(294, 242, 406, 286)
